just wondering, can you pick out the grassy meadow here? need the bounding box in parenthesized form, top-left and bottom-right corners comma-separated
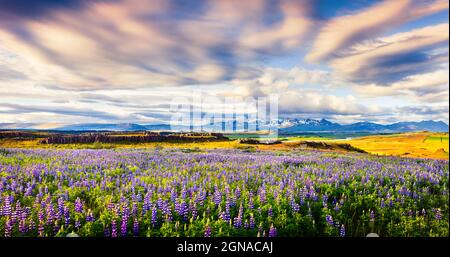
(1, 131, 447, 160)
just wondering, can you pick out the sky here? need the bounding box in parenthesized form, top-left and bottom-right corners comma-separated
(0, 0, 448, 127)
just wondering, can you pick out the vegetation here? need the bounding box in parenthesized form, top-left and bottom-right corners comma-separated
(0, 148, 447, 237)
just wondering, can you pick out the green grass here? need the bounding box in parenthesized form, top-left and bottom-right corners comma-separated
(424, 135, 449, 144)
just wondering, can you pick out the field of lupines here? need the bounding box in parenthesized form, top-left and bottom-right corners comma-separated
(0, 147, 448, 237)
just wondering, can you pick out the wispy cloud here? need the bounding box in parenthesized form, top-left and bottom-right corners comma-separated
(0, 0, 314, 90)
(330, 23, 449, 84)
(306, 0, 448, 62)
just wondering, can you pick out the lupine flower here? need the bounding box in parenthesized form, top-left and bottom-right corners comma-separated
(151, 206, 158, 226)
(268, 224, 277, 237)
(74, 198, 83, 213)
(434, 208, 442, 220)
(57, 197, 64, 220)
(259, 187, 266, 204)
(121, 213, 128, 236)
(38, 210, 45, 237)
(326, 214, 334, 226)
(111, 220, 118, 237)
(233, 216, 242, 228)
(421, 209, 427, 216)
(75, 220, 81, 229)
(2, 196, 11, 217)
(322, 195, 328, 209)
(86, 209, 94, 222)
(249, 214, 255, 229)
(104, 227, 110, 237)
(248, 196, 254, 210)
(340, 225, 345, 237)
(64, 205, 70, 227)
(204, 225, 211, 237)
(214, 189, 222, 206)
(133, 218, 139, 236)
(4, 218, 12, 237)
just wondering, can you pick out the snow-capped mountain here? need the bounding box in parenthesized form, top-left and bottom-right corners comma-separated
(1, 119, 448, 133)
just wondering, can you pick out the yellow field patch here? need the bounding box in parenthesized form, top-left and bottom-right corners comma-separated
(340, 132, 448, 159)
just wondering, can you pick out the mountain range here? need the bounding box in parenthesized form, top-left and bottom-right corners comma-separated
(0, 119, 448, 133)
(275, 118, 448, 133)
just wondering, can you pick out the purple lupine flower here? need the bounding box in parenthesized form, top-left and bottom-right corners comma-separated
(259, 187, 266, 204)
(204, 225, 211, 237)
(57, 197, 64, 220)
(104, 227, 110, 237)
(64, 205, 70, 227)
(111, 219, 118, 237)
(291, 200, 300, 212)
(74, 197, 83, 213)
(334, 203, 340, 212)
(75, 220, 81, 229)
(151, 206, 158, 226)
(326, 214, 334, 226)
(13, 201, 21, 224)
(322, 195, 328, 208)
(2, 196, 11, 217)
(53, 220, 60, 235)
(370, 210, 375, 222)
(131, 202, 138, 218)
(133, 218, 139, 236)
(234, 216, 242, 228)
(407, 209, 413, 216)
(86, 209, 94, 222)
(4, 218, 12, 237)
(28, 219, 35, 233)
(19, 209, 28, 234)
(191, 202, 198, 221)
(249, 214, 255, 229)
(38, 209, 45, 237)
(157, 198, 163, 210)
(248, 196, 254, 210)
(340, 225, 345, 237)
(121, 216, 128, 236)
(46, 203, 54, 226)
(268, 224, 277, 237)
(421, 208, 427, 216)
(434, 208, 442, 220)
(214, 189, 222, 206)
(268, 207, 273, 217)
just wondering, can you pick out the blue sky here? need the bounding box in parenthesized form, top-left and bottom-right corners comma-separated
(0, 0, 448, 127)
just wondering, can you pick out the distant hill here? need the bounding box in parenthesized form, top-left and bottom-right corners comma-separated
(57, 123, 148, 131)
(1, 119, 448, 133)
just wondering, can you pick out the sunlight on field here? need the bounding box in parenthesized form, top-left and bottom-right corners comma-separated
(0, 138, 241, 150)
(341, 132, 449, 159)
(1, 132, 448, 160)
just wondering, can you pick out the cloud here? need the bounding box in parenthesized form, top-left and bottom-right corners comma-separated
(355, 69, 449, 103)
(331, 23, 449, 84)
(306, 0, 448, 62)
(0, 0, 314, 90)
(0, 64, 27, 80)
(0, 0, 100, 19)
(278, 92, 369, 115)
(217, 67, 365, 116)
(0, 102, 121, 121)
